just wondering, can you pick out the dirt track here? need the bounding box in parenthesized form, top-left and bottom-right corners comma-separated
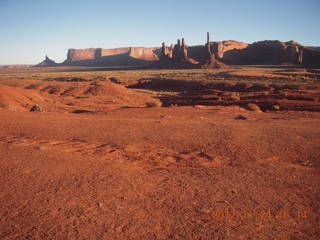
(1, 107, 320, 239)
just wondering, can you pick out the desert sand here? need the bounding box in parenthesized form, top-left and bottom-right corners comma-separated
(0, 66, 319, 239)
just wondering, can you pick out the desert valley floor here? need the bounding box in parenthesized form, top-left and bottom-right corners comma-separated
(0, 66, 319, 239)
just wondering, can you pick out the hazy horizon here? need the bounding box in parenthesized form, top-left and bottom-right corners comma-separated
(0, 0, 319, 65)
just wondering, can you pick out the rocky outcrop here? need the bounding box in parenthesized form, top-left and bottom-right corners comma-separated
(156, 38, 199, 69)
(308, 46, 320, 52)
(222, 40, 320, 65)
(35, 56, 58, 67)
(155, 33, 229, 69)
(200, 32, 230, 69)
(67, 48, 98, 61)
(213, 40, 249, 59)
(187, 40, 248, 63)
(33, 35, 320, 67)
(63, 47, 160, 66)
(0, 64, 33, 69)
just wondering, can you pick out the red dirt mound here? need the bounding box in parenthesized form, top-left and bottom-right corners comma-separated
(0, 85, 47, 111)
(84, 81, 131, 96)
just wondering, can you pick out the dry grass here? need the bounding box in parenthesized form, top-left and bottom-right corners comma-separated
(245, 103, 262, 112)
(145, 99, 162, 108)
(0, 65, 319, 92)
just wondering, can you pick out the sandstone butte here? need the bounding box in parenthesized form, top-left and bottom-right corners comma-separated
(34, 34, 320, 68)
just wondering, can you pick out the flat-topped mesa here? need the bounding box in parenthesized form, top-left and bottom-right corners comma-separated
(64, 47, 160, 66)
(35, 33, 319, 68)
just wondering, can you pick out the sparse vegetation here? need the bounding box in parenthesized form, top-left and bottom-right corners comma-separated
(145, 99, 162, 108)
(272, 104, 281, 111)
(245, 103, 262, 112)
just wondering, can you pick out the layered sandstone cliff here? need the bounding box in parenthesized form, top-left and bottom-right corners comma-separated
(64, 47, 160, 66)
(35, 38, 319, 67)
(222, 40, 320, 65)
(188, 40, 248, 63)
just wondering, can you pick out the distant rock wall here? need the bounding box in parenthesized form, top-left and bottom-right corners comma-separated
(35, 56, 58, 67)
(64, 47, 160, 66)
(60, 40, 320, 67)
(100, 47, 130, 57)
(67, 48, 98, 61)
(188, 41, 248, 63)
(222, 40, 320, 65)
(128, 47, 160, 61)
(213, 41, 249, 59)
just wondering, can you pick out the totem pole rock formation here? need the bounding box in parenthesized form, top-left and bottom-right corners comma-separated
(200, 32, 230, 69)
(161, 42, 173, 59)
(298, 49, 303, 64)
(206, 32, 213, 59)
(158, 37, 198, 68)
(156, 32, 230, 69)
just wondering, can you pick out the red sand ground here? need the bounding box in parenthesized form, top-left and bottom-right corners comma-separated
(1, 107, 319, 239)
(0, 69, 320, 239)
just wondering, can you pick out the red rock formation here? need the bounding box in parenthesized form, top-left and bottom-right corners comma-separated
(67, 48, 97, 61)
(201, 32, 230, 69)
(213, 41, 249, 59)
(221, 40, 320, 65)
(59, 38, 320, 67)
(128, 47, 159, 61)
(63, 47, 159, 66)
(156, 37, 199, 69)
(35, 55, 58, 67)
(0, 64, 33, 69)
(188, 40, 248, 63)
(155, 33, 230, 69)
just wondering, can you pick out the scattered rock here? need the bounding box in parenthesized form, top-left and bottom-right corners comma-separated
(108, 77, 122, 84)
(235, 115, 248, 120)
(72, 109, 95, 114)
(30, 105, 43, 112)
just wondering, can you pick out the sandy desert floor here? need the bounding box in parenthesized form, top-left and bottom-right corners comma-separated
(0, 66, 319, 239)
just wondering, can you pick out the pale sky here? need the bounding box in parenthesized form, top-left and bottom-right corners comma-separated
(0, 0, 319, 64)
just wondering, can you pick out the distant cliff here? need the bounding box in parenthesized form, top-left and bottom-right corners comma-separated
(35, 56, 58, 67)
(63, 47, 161, 66)
(34, 39, 320, 67)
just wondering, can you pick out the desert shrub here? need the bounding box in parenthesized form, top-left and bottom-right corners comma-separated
(272, 105, 281, 111)
(236, 82, 253, 90)
(270, 84, 281, 90)
(229, 92, 240, 101)
(108, 77, 122, 84)
(252, 83, 270, 91)
(281, 84, 302, 90)
(245, 103, 261, 112)
(145, 99, 162, 108)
